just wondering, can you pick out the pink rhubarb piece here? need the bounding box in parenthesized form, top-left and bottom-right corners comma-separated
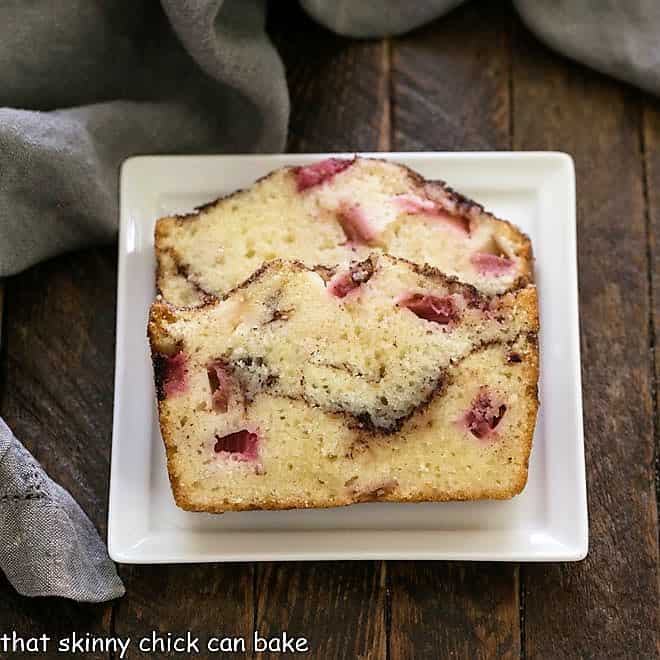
(207, 361, 232, 412)
(337, 202, 377, 245)
(395, 194, 470, 235)
(214, 430, 259, 461)
(295, 157, 354, 191)
(398, 293, 460, 325)
(163, 352, 188, 397)
(471, 252, 514, 276)
(461, 387, 507, 440)
(328, 262, 373, 298)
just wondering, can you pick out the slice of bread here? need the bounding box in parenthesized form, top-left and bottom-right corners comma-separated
(149, 254, 539, 512)
(156, 157, 533, 306)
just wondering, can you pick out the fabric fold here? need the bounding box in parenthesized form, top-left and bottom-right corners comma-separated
(0, 0, 288, 278)
(299, 0, 463, 38)
(514, 0, 660, 96)
(0, 419, 125, 602)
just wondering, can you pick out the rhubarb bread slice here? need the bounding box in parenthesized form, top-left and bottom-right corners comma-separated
(149, 254, 539, 512)
(156, 157, 533, 306)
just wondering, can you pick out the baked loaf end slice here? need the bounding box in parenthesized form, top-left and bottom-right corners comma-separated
(156, 156, 533, 306)
(149, 254, 539, 512)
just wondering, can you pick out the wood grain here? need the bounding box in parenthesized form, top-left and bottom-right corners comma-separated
(0, 249, 116, 657)
(254, 562, 386, 659)
(391, 0, 511, 151)
(390, 563, 520, 660)
(268, 0, 390, 152)
(389, 3, 520, 659)
(512, 24, 660, 659)
(1, 250, 116, 532)
(114, 564, 254, 656)
(642, 98, 660, 532)
(0, 573, 111, 660)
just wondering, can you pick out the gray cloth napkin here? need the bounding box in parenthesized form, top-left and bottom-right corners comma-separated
(0, 0, 288, 277)
(0, 0, 658, 602)
(0, 419, 124, 601)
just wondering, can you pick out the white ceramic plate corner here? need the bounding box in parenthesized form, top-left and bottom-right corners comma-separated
(108, 152, 587, 563)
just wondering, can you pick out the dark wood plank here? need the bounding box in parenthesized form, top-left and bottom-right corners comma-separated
(0, 573, 111, 660)
(391, 0, 511, 152)
(642, 98, 660, 530)
(390, 563, 520, 660)
(268, 0, 390, 152)
(512, 23, 660, 660)
(389, 3, 520, 659)
(255, 562, 386, 659)
(114, 564, 253, 657)
(1, 250, 116, 533)
(0, 249, 116, 657)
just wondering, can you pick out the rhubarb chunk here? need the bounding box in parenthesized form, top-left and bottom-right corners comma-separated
(295, 158, 354, 191)
(395, 193, 471, 234)
(337, 202, 377, 245)
(328, 260, 375, 298)
(207, 360, 232, 412)
(471, 252, 514, 276)
(214, 430, 259, 460)
(399, 293, 459, 325)
(162, 351, 188, 398)
(462, 388, 506, 439)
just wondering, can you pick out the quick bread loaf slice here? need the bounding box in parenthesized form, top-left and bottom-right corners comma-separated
(156, 157, 533, 306)
(149, 254, 539, 512)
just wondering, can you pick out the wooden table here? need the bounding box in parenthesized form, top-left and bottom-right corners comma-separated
(1, 2, 658, 658)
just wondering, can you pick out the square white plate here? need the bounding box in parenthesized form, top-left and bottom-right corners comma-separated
(109, 152, 587, 563)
